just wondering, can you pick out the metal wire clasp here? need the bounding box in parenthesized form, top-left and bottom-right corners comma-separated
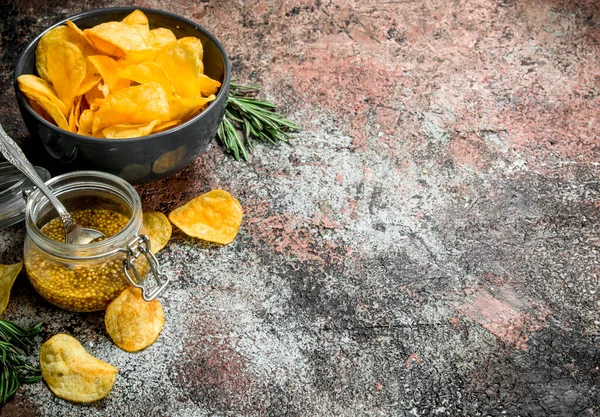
(122, 235, 170, 302)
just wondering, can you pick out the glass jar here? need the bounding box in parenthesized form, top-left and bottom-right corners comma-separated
(23, 171, 169, 312)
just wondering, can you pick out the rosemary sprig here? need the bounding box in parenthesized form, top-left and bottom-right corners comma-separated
(0, 320, 43, 404)
(217, 81, 301, 161)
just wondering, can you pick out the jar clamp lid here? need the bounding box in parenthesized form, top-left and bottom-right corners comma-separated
(121, 235, 170, 301)
(0, 161, 50, 229)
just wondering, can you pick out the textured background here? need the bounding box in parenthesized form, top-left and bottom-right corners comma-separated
(0, 0, 599, 415)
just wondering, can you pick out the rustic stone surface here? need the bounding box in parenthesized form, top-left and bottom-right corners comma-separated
(0, 0, 599, 415)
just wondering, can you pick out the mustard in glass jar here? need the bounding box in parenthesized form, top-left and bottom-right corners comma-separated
(23, 171, 169, 312)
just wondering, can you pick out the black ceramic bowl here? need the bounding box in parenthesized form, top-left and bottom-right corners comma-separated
(13, 7, 230, 184)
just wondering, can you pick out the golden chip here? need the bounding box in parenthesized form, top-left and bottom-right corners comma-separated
(78, 109, 96, 134)
(0, 262, 22, 315)
(142, 212, 172, 252)
(118, 61, 173, 96)
(102, 120, 160, 139)
(121, 9, 150, 41)
(45, 39, 86, 112)
(68, 96, 82, 133)
(117, 49, 158, 68)
(36, 25, 94, 83)
(84, 11, 149, 57)
(92, 82, 170, 136)
(168, 95, 215, 121)
(40, 334, 118, 403)
(105, 287, 165, 352)
(88, 55, 130, 96)
(77, 75, 101, 96)
(152, 120, 180, 133)
(154, 37, 205, 98)
(168, 189, 243, 245)
(26, 94, 70, 131)
(148, 28, 177, 49)
(17, 74, 68, 116)
(198, 74, 222, 96)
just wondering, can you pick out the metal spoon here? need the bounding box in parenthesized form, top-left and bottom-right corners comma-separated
(0, 124, 105, 244)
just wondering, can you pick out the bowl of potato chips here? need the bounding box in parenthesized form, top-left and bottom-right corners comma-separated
(13, 7, 230, 184)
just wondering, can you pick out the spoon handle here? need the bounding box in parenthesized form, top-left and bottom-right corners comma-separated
(0, 124, 75, 232)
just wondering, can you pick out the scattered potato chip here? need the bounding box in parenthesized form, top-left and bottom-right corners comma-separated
(169, 189, 243, 245)
(105, 287, 165, 352)
(40, 334, 118, 403)
(0, 262, 22, 315)
(20, 10, 222, 138)
(142, 212, 172, 252)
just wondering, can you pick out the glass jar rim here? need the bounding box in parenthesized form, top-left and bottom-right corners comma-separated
(25, 170, 143, 260)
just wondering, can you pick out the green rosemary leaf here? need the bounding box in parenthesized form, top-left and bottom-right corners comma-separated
(0, 320, 43, 404)
(216, 80, 300, 161)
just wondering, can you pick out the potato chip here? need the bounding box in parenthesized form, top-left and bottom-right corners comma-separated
(105, 287, 165, 352)
(121, 9, 150, 42)
(152, 120, 180, 133)
(84, 12, 148, 57)
(88, 55, 130, 96)
(30, 100, 54, 124)
(198, 74, 222, 96)
(84, 83, 105, 107)
(68, 96, 82, 133)
(117, 49, 158, 68)
(148, 28, 177, 49)
(92, 82, 170, 136)
(27, 94, 70, 130)
(45, 39, 86, 111)
(65, 20, 88, 41)
(17, 74, 68, 116)
(77, 76, 101, 96)
(169, 190, 243, 245)
(78, 109, 96, 134)
(102, 120, 160, 139)
(40, 334, 118, 403)
(36, 25, 93, 83)
(168, 95, 215, 121)
(0, 262, 22, 315)
(118, 61, 173, 96)
(154, 37, 205, 98)
(142, 212, 172, 252)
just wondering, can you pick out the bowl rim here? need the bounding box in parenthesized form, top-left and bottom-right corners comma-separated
(13, 6, 231, 144)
